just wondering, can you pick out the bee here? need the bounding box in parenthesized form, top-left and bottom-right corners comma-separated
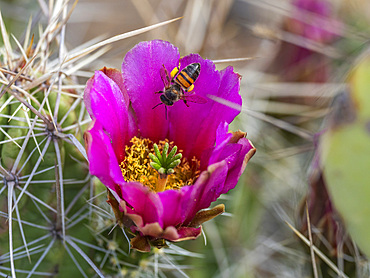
(153, 63, 207, 117)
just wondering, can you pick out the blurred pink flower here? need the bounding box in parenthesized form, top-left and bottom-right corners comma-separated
(287, 0, 340, 43)
(274, 0, 341, 82)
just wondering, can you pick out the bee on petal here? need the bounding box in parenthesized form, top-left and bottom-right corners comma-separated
(153, 63, 207, 118)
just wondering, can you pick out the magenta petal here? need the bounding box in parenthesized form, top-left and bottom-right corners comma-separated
(85, 70, 135, 162)
(158, 190, 184, 228)
(181, 122, 255, 224)
(120, 182, 163, 227)
(208, 123, 255, 194)
(122, 40, 180, 142)
(215, 66, 242, 123)
(84, 121, 125, 191)
(209, 140, 243, 167)
(100, 67, 130, 106)
(196, 162, 228, 213)
(203, 121, 233, 166)
(84, 77, 94, 118)
(168, 54, 221, 158)
(215, 121, 232, 146)
(191, 66, 242, 158)
(99, 68, 138, 140)
(221, 138, 255, 193)
(182, 161, 228, 225)
(200, 122, 232, 170)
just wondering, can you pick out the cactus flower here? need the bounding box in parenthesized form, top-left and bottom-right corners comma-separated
(83, 40, 255, 251)
(275, 0, 341, 82)
(287, 0, 339, 43)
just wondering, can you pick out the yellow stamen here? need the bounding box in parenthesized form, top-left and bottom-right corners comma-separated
(120, 137, 200, 192)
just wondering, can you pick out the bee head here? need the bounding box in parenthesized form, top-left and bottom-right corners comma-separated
(160, 94, 174, 106)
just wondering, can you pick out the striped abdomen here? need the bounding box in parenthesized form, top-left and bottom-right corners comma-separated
(175, 63, 200, 90)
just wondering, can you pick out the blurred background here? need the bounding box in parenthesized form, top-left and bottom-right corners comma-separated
(1, 0, 370, 277)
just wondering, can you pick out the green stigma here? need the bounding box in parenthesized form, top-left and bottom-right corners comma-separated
(149, 142, 182, 192)
(149, 143, 182, 176)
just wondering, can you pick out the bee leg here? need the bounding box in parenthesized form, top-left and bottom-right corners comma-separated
(155, 90, 163, 94)
(152, 103, 163, 110)
(183, 100, 189, 107)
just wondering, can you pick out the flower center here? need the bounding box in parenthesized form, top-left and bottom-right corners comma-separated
(120, 137, 200, 192)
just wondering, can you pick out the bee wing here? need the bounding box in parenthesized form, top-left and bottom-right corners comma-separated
(160, 64, 171, 88)
(181, 94, 208, 104)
